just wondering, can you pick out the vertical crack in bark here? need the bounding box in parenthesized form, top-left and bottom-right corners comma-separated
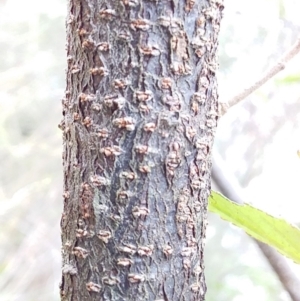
(61, 0, 224, 300)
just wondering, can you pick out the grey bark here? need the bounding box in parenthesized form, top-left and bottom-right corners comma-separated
(60, 0, 223, 300)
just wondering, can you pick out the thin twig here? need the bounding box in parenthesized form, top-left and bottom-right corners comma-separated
(211, 153, 300, 301)
(220, 38, 300, 116)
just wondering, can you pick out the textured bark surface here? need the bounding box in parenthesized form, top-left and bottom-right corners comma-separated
(60, 0, 223, 300)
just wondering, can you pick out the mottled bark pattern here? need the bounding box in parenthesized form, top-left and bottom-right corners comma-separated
(60, 0, 223, 300)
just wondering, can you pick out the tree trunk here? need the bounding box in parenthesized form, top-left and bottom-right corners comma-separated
(60, 0, 223, 300)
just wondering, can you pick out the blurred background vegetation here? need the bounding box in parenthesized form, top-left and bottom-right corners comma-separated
(0, 0, 299, 300)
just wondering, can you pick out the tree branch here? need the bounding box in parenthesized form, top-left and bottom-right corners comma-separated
(220, 38, 300, 116)
(211, 153, 300, 301)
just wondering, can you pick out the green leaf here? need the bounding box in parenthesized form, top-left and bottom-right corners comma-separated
(208, 191, 300, 264)
(275, 74, 300, 84)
